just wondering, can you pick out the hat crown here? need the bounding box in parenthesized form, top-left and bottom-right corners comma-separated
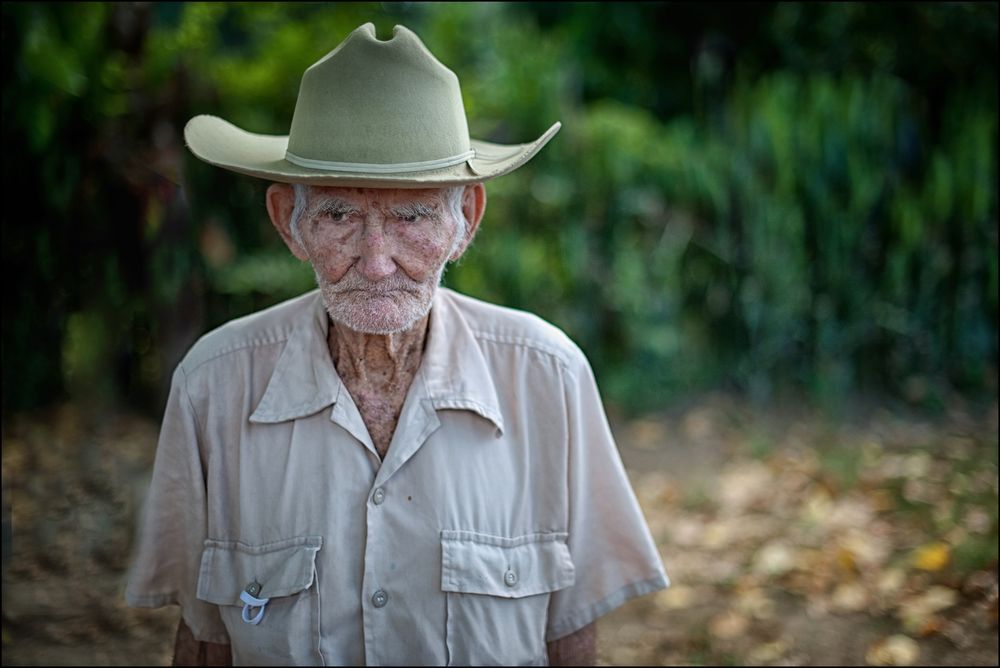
(286, 23, 472, 167)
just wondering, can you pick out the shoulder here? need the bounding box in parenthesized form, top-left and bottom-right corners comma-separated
(440, 288, 587, 377)
(177, 289, 320, 376)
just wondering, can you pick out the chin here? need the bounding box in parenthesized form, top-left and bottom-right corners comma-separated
(333, 311, 421, 335)
(323, 291, 432, 335)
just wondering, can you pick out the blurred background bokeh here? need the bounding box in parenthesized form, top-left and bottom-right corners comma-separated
(2, 2, 997, 666)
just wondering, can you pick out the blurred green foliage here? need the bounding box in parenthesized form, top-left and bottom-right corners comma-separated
(2, 2, 997, 416)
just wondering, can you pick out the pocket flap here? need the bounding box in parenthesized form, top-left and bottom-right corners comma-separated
(441, 530, 574, 598)
(197, 536, 323, 606)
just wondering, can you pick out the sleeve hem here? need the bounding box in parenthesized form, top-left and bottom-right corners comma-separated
(546, 573, 670, 642)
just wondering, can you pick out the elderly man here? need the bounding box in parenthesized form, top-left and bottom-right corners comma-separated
(126, 23, 668, 666)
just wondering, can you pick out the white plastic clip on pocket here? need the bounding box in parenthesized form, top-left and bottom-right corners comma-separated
(240, 581, 269, 625)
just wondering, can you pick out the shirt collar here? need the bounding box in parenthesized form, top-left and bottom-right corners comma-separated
(249, 291, 340, 424)
(249, 289, 504, 435)
(421, 288, 504, 435)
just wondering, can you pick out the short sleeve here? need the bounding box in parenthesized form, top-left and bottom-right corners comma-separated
(545, 352, 669, 641)
(124, 366, 229, 644)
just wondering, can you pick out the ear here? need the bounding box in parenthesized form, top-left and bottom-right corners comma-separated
(449, 183, 486, 261)
(267, 183, 309, 261)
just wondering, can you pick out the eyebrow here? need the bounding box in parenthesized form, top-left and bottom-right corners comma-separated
(314, 198, 361, 215)
(316, 197, 357, 211)
(390, 202, 438, 219)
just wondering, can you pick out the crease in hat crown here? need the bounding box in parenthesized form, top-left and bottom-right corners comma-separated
(284, 22, 474, 171)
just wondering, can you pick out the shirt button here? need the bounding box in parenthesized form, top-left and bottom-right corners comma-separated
(372, 589, 389, 608)
(372, 488, 386, 505)
(504, 570, 518, 587)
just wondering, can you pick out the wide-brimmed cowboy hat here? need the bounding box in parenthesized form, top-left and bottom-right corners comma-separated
(184, 22, 560, 188)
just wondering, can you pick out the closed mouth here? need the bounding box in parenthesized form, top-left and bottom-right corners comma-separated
(337, 287, 417, 296)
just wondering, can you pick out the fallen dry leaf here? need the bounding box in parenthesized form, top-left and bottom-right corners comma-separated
(708, 610, 750, 639)
(752, 541, 797, 577)
(836, 545, 858, 574)
(801, 487, 835, 524)
(961, 569, 997, 597)
(607, 645, 638, 666)
(865, 634, 921, 666)
(715, 461, 774, 511)
(961, 507, 992, 534)
(911, 542, 950, 571)
(838, 529, 893, 569)
(902, 452, 933, 478)
(653, 585, 695, 611)
(635, 471, 680, 507)
(735, 587, 777, 620)
(876, 567, 908, 602)
(702, 518, 739, 550)
(902, 478, 938, 504)
(747, 637, 791, 664)
(668, 516, 704, 547)
(831, 581, 870, 612)
(866, 488, 897, 512)
(897, 585, 960, 632)
(828, 495, 878, 530)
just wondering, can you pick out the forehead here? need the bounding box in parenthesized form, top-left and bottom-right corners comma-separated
(309, 186, 446, 207)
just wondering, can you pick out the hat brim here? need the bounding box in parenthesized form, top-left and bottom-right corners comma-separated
(184, 115, 560, 188)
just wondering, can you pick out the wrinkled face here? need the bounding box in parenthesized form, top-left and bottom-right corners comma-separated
(294, 186, 464, 334)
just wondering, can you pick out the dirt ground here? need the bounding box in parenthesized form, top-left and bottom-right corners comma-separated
(2, 393, 997, 666)
(598, 393, 998, 666)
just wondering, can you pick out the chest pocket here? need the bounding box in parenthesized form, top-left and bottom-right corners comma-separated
(440, 530, 575, 666)
(197, 536, 323, 666)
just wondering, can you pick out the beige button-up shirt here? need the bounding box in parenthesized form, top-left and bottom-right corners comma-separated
(125, 288, 668, 666)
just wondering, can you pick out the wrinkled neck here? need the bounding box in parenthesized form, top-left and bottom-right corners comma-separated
(328, 315, 429, 386)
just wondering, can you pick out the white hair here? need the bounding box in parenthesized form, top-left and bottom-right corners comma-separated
(289, 183, 469, 249)
(289, 183, 310, 245)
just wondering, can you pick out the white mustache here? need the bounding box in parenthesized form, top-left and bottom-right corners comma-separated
(328, 271, 420, 295)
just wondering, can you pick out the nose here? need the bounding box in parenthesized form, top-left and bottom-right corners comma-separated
(356, 222, 397, 281)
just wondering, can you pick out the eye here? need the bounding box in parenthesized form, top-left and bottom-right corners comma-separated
(395, 204, 433, 223)
(322, 209, 350, 223)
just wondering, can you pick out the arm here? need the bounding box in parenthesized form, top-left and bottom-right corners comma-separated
(127, 369, 233, 663)
(172, 618, 232, 666)
(546, 622, 597, 666)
